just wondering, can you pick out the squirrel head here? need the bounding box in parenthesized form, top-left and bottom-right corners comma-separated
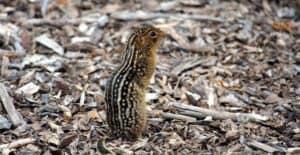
(130, 24, 165, 51)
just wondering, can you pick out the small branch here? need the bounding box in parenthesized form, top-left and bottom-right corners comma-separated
(0, 138, 35, 150)
(20, 18, 97, 27)
(247, 140, 281, 153)
(179, 110, 205, 119)
(0, 83, 25, 126)
(170, 102, 269, 122)
(161, 112, 197, 122)
(111, 11, 224, 23)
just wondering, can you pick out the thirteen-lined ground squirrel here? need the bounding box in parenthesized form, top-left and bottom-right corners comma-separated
(104, 24, 165, 140)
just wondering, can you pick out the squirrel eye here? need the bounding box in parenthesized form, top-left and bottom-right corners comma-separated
(149, 31, 157, 38)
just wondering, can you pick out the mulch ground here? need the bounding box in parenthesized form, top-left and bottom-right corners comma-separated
(0, 0, 299, 154)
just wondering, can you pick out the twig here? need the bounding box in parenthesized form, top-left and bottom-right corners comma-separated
(170, 102, 269, 122)
(110, 11, 224, 23)
(20, 18, 97, 27)
(161, 112, 197, 122)
(179, 110, 205, 119)
(0, 83, 25, 126)
(0, 138, 35, 150)
(247, 140, 281, 153)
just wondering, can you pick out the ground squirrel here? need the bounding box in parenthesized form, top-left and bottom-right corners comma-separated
(104, 24, 165, 140)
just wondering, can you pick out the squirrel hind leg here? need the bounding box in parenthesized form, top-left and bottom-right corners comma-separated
(128, 116, 147, 139)
(122, 122, 145, 141)
(124, 130, 141, 141)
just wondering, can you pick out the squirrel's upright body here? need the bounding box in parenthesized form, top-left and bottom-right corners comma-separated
(105, 24, 165, 140)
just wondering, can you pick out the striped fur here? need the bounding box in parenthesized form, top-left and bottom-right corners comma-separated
(104, 24, 165, 139)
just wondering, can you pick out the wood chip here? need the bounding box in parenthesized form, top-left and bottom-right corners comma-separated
(16, 82, 40, 95)
(1, 56, 9, 77)
(111, 11, 223, 22)
(87, 109, 99, 120)
(247, 140, 280, 153)
(0, 138, 35, 150)
(35, 34, 64, 55)
(170, 102, 269, 122)
(162, 112, 197, 122)
(0, 83, 25, 126)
